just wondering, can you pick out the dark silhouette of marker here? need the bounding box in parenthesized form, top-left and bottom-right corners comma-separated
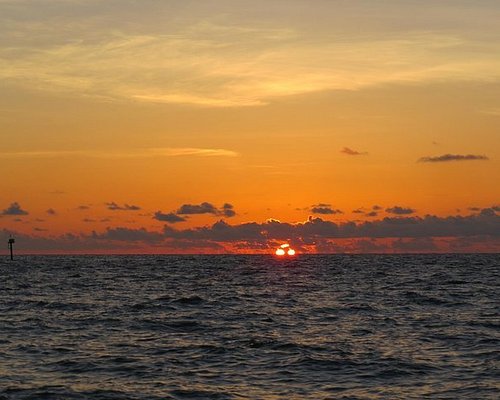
(8, 237, 15, 260)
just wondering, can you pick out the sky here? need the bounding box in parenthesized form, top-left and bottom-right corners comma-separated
(0, 0, 499, 253)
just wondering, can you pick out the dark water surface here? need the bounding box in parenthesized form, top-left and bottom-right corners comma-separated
(0, 254, 499, 399)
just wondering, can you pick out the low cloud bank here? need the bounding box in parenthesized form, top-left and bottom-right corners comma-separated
(2, 208, 499, 253)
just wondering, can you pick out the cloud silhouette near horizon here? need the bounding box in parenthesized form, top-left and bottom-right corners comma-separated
(386, 206, 416, 215)
(1, 202, 29, 216)
(176, 202, 236, 217)
(106, 202, 141, 211)
(153, 212, 186, 223)
(2, 208, 499, 253)
(311, 204, 343, 215)
(341, 147, 367, 156)
(418, 154, 489, 162)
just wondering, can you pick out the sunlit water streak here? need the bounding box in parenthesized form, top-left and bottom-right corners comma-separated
(0, 254, 498, 399)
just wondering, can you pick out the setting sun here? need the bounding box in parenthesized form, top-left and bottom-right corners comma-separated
(275, 244, 296, 256)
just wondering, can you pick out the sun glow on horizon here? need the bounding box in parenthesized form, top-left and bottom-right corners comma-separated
(275, 243, 296, 256)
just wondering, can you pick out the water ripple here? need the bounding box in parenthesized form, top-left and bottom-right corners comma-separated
(0, 254, 499, 399)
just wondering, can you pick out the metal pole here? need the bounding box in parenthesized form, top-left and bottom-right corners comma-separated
(8, 238, 14, 260)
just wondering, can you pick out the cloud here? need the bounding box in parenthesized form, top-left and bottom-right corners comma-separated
(164, 220, 264, 242)
(2, 2, 500, 109)
(163, 212, 500, 243)
(177, 202, 219, 215)
(386, 206, 416, 215)
(153, 211, 186, 223)
(0, 148, 239, 159)
(1, 202, 28, 216)
(372, 205, 383, 211)
(340, 147, 367, 156)
(150, 148, 239, 158)
(91, 227, 163, 242)
(222, 203, 236, 217)
(311, 204, 343, 215)
(352, 208, 378, 217)
(418, 154, 489, 162)
(77, 205, 90, 210)
(3, 209, 499, 253)
(176, 202, 236, 217)
(392, 237, 437, 252)
(46, 208, 57, 215)
(106, 202, 141, 211)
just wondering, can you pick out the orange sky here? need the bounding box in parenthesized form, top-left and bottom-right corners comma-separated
(0, 1, 499, 253)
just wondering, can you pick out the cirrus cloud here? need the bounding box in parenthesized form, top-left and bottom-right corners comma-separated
(418, 154, 489, 162)
(341, 147, 368, 156)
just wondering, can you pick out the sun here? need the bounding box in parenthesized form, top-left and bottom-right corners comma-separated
(275, 243, 296, 256)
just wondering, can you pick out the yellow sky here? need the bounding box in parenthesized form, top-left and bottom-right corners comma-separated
(0, 0, 499, 252)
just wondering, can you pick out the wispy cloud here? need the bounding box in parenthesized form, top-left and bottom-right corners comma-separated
(106, 202, 141, 211)
(418, 154, 489, 162)
(341, 147, 367, 156)
(0, 147, 239, 159)
(2, 7, 500, 108)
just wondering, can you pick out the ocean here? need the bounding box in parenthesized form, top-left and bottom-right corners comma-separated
(0, 254, 498, 399)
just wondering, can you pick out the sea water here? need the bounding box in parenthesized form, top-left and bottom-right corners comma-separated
(0, 254, 498, 399)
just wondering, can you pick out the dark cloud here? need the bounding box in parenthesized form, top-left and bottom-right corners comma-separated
(493, 205, 500, 212)
(77, 205, 90, 210)
(164, 220, 264, 242)
(352, 208, 378, 217)
(106, 202, 141, 211)
(176, 202, 236, 217)
(222, 203, 236, 217)
(92, 227, 163, 242)
(1, 229, 140, 253)
(311, 204, 343, 215)
(386, 206, 415, 215)
(153, 211, 186, 223)
(163, 212, 500, 242)
(177, 202, 219, 215)
(372, 205, 383, 211)
(341, 147, 367, 156)
(448, 235, 500, 253)
(418, 154, 489, 162)
(46, 208, 57, 215)
(468, 207, 481, 212)
(1, 202, 29, 216)
(479, 208, 496, 217)
(392, 237, 437, 252)
(4, 210, 499, 253)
